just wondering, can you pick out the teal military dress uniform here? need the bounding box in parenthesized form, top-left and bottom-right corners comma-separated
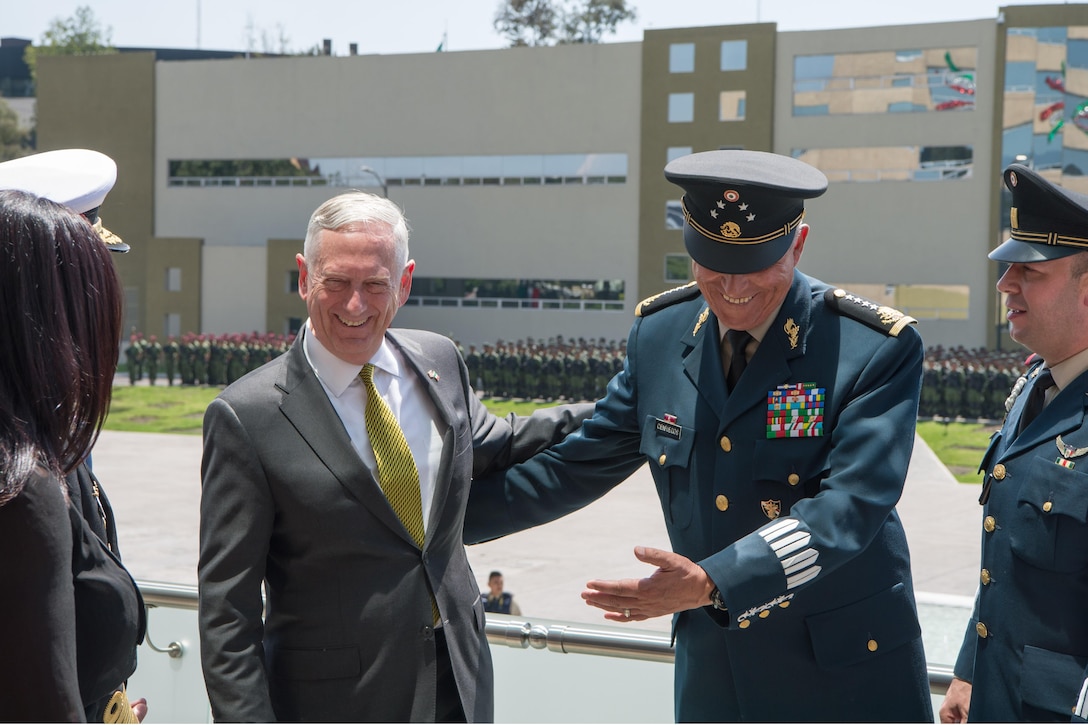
(958, 359, 1088, 721)
(467, 271, 932, 721)
(465, 149, 933, 721)
(951, 164, 1088, 721)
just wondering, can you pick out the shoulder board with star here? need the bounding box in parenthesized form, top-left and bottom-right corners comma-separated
(635, 282, 701, 318)
(824, 288, 917, 338)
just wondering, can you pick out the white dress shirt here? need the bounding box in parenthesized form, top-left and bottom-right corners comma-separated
(302, 322, 444, 533)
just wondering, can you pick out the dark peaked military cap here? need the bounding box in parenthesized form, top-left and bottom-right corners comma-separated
(0, 148, 129, 252)
(664, 149, 827, 274)
(990, 163, 1088, 263)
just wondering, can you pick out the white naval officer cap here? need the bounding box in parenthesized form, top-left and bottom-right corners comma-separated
(0, 148, 129, 252)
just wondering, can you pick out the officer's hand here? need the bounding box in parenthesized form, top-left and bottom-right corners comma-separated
(938, 677, 971, 723)
(581, 546, 713, 622)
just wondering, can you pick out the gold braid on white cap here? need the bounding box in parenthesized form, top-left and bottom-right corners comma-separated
(92, 218, 126, 248)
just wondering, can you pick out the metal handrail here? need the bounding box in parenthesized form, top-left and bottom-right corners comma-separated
(136, 580, 957, 690)
(141, 580, 199, 610)
(486, 618, 674, 664)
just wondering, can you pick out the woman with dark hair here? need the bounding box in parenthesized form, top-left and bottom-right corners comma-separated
(0, 189, 145, 721)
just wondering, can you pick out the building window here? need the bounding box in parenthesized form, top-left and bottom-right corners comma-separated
(793, 47, 978, 116)
(667, 146, 693, 163)
(720, 40, 747, 71)
(670, 43, 695, 73)
(1001, 25, 1088, 185)
(665, 200, 684, 229)
(168, 152, 628, 188)
(286, 270, 299, 294)
(792, 145, 973, 182)
(719, 90, 746, 121)
(165, 267, 182, 292)
(164, 313, 181, 338)
(404, 277, 625, 311)
(664, 254, 691, 284)
(668, 93, 695, 123)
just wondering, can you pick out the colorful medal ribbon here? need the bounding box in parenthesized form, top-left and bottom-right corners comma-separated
(767, 383, 825, 438)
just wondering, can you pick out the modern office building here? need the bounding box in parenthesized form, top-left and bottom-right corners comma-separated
(27, 4, 1088, 349)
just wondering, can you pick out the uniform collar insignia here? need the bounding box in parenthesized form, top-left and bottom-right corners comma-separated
(692, 306, 710, 337)
(783, 318, 800, 350)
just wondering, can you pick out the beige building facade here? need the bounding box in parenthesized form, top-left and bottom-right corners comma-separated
(31, 4, 1088, 350)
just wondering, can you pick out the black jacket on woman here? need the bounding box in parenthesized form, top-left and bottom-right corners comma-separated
(0, 468, 144, 722)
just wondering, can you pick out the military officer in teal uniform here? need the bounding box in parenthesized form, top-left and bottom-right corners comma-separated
(940, 164, 1088, 723)
(466, 150, 932, 722)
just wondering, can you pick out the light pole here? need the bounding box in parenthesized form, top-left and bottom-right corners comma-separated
(359, 165, 388, 197)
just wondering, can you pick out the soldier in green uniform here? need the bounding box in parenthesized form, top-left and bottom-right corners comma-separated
(194, 335, 210, 386)
(125, 332, 143, 385)
(179, 334, 195, 385)
(465, 345, 482, 391)
(208, 335, 228, 386)
(163, 335, 179, 386)
(145, 335, 163, 385)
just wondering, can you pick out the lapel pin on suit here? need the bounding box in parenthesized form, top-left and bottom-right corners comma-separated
(426, 369, 440, 382)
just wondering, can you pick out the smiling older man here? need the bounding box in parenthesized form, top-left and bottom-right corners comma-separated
(466, 150, 933, 722)
(198, 191, 589, 722)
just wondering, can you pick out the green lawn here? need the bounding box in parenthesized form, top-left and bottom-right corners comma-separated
(915, 420, 996, 484)
(106, 385, 222, 434)
(105, 386, 552, 435)
(105, 387, 997, 486)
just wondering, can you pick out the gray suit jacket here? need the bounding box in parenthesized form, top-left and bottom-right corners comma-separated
(198, 328, 588, 722)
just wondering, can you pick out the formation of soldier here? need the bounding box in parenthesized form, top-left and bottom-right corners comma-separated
(462, 336, 626, 403)
(920, 345, 1030, 422)
(123, 331, 295, 387)
(122, 332, 1027, 419)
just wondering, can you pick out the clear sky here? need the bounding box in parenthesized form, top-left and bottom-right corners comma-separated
(2, 1, 1079, 56)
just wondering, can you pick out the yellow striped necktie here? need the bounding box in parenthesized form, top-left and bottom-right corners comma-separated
(360, 363, 425, 548)
(360, 364, 439, 623)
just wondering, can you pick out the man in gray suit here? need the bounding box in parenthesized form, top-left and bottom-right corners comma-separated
(198, 191, 587, 722)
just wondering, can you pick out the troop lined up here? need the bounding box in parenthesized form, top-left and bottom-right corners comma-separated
(123, 331, 627, 403)
(920, 345, 1032, 421)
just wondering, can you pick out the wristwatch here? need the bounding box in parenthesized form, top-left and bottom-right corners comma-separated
(709, 587, 728, 612)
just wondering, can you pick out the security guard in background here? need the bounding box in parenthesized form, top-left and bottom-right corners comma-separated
(0, 149, 147, 723)
(466, 150, 933, 721)
(940, 164, 1088, 722)
(480, 571, 522, 616)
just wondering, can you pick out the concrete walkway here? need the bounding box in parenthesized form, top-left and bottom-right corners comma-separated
(92, 426, 983, 633)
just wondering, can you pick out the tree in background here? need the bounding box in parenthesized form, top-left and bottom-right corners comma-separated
(23, 5, 117, 84)
(494, 0, 636, 47)
(0, 99, 33, 162)
(559, 0, 637, 44)
(494, 0, 560, 47)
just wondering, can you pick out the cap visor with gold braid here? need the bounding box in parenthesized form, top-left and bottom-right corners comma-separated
(664, 150, 827, 274)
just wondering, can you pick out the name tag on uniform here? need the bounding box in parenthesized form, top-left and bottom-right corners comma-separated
(767, 383, 825, 438)
(655, 417, 682, 440)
